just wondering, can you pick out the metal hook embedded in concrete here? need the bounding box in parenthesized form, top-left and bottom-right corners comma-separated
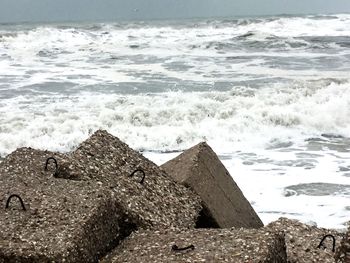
(5, 194, 26, 211)
(172, 244, 195, 252)
(317, 234, 336, 252)
(129, 169, 146, 184)
(45, 157, 58, 177)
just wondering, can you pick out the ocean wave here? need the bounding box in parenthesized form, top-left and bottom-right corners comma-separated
(1, 14, 350, 90)
(1, 16, 350, 229)
(0, 80, 349, 156)
(1, 14, 350, 55)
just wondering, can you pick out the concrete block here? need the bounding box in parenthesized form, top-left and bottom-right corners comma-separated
(0, 148, 125, 262)
(335, 225, 350, 262)
(59, 130, 202, 228)
(0, 131, 203, 262)
(161, 142, 263, 228)
(101, 227, 287, 263)
(267, 217, 341, 263)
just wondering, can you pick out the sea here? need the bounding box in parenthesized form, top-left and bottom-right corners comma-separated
(0, 14, 350, 229)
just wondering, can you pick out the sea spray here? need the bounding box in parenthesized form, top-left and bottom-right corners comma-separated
(1, 14, 350, 228)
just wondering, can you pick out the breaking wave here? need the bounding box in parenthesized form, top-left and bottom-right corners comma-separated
(0, 80, 349, 156)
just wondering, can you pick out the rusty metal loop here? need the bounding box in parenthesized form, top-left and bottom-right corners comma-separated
(317, 234, 336, 252)
(129, 169, 146, 184)
(5, 194, 26, 211)
(172, 244, 195, 252)
(45, 157, 58, 177)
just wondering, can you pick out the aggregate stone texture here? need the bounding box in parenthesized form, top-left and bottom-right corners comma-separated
(335, 225, 350, 262)
(58, 130, 202, 229)
(266, 218, 343, 263)
(0, 128, 203, 262)
(0, 148, 123, 262)
(161, 141, 263, 228)
(101, 227, 287, 263)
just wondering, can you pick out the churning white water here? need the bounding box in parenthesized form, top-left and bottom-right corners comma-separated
(1, 14, 350, 228)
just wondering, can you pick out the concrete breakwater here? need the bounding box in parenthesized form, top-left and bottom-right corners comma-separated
(0, 130, 348, 262)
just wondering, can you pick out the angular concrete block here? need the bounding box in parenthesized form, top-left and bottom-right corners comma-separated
(336, 226, 350, 262)
(58, 130, 202, 229)
(161, 142, 263, 228)
(0, 148, 124, 262)
(267, 218, 342, 263)
(0, 132, 202, 262)
(101, 227, 287, 263)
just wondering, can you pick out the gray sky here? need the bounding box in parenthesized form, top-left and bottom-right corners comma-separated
(1, 0, 350, 23)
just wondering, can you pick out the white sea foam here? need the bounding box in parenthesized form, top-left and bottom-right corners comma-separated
(1, 14, 350, 84)
(232, 15, 350, 38)
(0, 80, 349, 156)
(2, 80, 350, 232)
(1, 15, 350, 228)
